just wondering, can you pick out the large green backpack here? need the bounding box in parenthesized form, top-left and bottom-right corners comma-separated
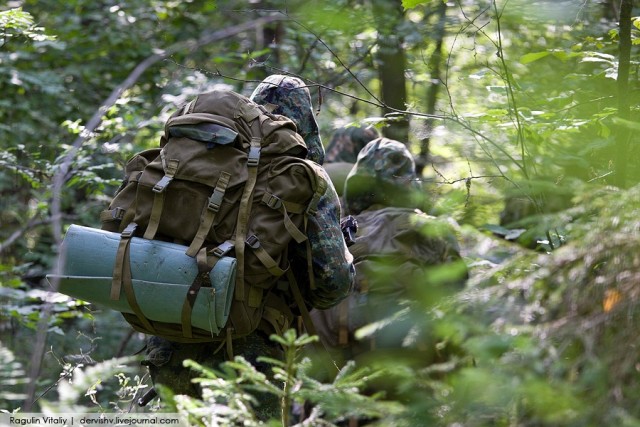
(310, 207, 465, 359)
(100, 89, 326, 343)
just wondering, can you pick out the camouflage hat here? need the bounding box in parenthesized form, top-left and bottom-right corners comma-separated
(344, 137, 419, 214)
(249, 74, 325, 165)
(325, 125, 380, 164)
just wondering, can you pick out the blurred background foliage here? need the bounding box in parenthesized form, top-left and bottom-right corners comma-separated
(1, 0, 639, 425)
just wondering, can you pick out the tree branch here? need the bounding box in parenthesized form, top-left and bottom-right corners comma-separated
(0, 216, 64, 255)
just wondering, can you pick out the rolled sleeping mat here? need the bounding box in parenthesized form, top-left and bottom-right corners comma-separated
(46, 224, 236, 335)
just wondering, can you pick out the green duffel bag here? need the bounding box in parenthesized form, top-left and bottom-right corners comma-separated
(46, 224, 236, 338)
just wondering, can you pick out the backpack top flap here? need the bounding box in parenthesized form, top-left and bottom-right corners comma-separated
(163, 89, 308, 158)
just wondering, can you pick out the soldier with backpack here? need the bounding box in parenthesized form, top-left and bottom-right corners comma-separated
(310, 137, 468, 369)
(137, 75, 355, 421)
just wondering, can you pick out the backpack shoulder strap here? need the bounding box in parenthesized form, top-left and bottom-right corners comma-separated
(234, 124, 262, 304)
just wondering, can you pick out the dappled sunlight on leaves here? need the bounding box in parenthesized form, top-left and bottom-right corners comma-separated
(456, 184, 640, 425)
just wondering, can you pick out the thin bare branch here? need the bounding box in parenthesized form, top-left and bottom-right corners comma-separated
(0, 216, 64, 255)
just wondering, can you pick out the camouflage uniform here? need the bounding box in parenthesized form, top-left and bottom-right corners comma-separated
(324, 125, 380, 164)
(144, 75, 355, 421)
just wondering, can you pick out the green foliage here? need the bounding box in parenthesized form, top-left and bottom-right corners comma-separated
(0, 342, 27, 408)
(1, 0, 639, 424)
(37, 356, 147, 414)
(0, 8, 53, 44)
(161, 330, 401, 426)
(402, 0, 443, 11)
(0, 286, 91, 332)
(456, 184, 640, 425)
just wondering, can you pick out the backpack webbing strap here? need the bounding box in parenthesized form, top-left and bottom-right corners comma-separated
(281, 200, 306, 214)
(338, 299, 349, 345)
(144, 158, 179, 240)
(101, 171, 143, 230)
(285, 269, 317, 338)
(306, 174, 327, 216)
(234, 137, 261, 302)
(186, 171, 232, 257)
(226, 328, 234, 360)
(261, 193, 307, 244)
(261, 292, 294, 337)
(111, 222, 136, 300)
(304, 217, 316, 291)
(111, 223, 156, 333)
(238, 101, 262, 122)
(180, 248, 217, 338)
(262, 307, 284, 336)
(245, 235, 286, 277)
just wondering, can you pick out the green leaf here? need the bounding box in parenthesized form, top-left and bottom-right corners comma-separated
(520, 51, 550, 64)
(581, 56, 614, 65)
(520, 49, 582, 63)
(485, 109, 509, 117)
(550, 50, 581, 61)
(486, 85, 507, 93)
(402, 0, 439, 10)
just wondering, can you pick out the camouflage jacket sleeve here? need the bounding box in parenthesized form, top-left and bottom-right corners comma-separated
(291, 168, 355, 310)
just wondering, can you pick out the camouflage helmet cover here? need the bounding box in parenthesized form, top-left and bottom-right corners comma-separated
(324, 125, 380, 164)
(249, 74, 324, 165)
(344, 137, 419, 214)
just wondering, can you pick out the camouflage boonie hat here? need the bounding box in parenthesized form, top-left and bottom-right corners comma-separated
(250, 74, 325, 165)
(325, 125, 380, 163)
(344, 137, 419, 214)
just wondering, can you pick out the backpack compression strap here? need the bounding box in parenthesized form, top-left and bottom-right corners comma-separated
(245, 193, 310, 286)
(233, 136, 262, 304)
(111, 223, 156, 333)
(144, 155, 179, 240)
(186, 171, 232, 257)
(180, 247, 217, 339)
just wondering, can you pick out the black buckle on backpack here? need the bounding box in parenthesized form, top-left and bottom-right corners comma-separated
(153, 176, 173, 193)
(211, 240, 234, 257)
(111, 207, 126, 220)
(121, 222, 138, 238)
(207, 189, 224, 212)
(247, 146, 261, 167)
(245, 234, 260, 249)
(263, 194, 282, 210)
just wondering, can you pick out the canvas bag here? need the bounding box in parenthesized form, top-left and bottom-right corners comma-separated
(311, 206, 461, 354)
(101, 89, 326, 343)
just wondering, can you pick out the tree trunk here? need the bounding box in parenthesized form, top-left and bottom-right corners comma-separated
(372, 0, 409, 144)
(249, 0, 284, 82)
(613, 0, 632, 188)
(416, 1, 447, 176)
(603, 0, 620, 20)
